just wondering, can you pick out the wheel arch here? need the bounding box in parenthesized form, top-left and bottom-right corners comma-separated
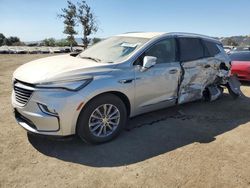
(75, 91, 131, 133)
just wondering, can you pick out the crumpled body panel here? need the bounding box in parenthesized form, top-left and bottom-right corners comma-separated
(178, 55, 232, 104)
(226, 75, 242, 98)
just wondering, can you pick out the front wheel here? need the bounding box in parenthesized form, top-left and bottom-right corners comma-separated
(76, 94, 127, 144)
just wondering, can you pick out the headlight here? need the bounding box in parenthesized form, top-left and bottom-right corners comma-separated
(36, 78, 92, 91)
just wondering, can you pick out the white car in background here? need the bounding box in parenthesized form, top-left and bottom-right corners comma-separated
(223, 45, 235, 54)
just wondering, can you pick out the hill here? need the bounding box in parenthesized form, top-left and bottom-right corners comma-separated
(220, 35, 250, 46)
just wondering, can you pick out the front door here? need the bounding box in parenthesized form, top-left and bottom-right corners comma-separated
(133, 38, 181, 115)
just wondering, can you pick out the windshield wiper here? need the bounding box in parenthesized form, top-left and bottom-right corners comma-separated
(80, 56, 101, 62)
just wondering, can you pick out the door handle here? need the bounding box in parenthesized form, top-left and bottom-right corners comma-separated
(118, 79, 134, 84)
(169, 69, 178, 74)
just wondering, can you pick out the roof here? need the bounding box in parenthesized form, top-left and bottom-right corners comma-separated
(117, 32, 219, 43)
(117, 32, 165, 39)
(167, 32, 220, 43)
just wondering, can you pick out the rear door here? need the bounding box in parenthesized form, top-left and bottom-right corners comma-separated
(177, 37, 215, 104)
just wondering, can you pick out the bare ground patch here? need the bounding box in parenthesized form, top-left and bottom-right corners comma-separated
(1, 54, 250, 188)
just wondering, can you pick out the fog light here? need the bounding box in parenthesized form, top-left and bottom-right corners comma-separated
(38, 103, 58, 116)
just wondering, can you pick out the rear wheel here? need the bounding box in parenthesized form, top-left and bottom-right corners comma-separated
(76, 94, 127, 144)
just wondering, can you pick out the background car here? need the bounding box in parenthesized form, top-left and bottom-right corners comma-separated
(223, 45, 235, 54)
(230, 51, 250, 81)
(234, 46, 250, 51)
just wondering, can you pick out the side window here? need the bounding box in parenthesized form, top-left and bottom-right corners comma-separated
(178, 38, 204, 62)
(145, 38, 176, 64)
(203, 40, 220, 56)
(134, 38, 176, 65)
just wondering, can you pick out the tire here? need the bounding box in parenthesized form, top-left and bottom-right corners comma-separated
(76, 94, 127, 144)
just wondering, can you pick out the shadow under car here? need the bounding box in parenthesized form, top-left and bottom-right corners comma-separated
(28, 93, 250, 167)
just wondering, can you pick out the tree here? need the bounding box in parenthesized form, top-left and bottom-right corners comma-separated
(92, 37, 101, 44)
(55, 39, 77, 46)
(224, 38, 239, 46)
(8, 36, 20, 44)
(58, 1, 78, 51)
(27, 43, 39, 47)
(0, 33, 6, 46)
(11, 41, 25, 46)
(3, 38, 11, 45)
(77, 1, 98, 49)
(0, 34, 23, 46)
(7, 36, 23, 46)
(41, 38, 56, 46)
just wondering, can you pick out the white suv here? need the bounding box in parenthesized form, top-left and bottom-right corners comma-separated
(12, 32, 241, 143)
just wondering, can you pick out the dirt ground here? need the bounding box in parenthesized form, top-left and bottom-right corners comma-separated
(0, 54, 250, 188)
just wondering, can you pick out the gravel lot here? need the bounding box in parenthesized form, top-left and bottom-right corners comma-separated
(1, 54, 250, 188)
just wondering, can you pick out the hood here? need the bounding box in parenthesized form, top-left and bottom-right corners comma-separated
(13, 54, 117, 84)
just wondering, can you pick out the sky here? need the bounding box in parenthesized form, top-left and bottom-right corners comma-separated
(0, 0, 250, 41)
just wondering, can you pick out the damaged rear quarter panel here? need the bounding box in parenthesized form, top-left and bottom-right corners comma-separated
(178, 54, 230, 104)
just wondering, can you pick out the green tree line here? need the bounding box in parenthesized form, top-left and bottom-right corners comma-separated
(41, 37, 101, 47)
(0, 33, 24, 46)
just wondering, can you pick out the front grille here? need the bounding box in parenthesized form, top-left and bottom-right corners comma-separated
(13, 80, 34, 106)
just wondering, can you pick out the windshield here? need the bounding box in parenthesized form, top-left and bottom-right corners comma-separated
(79, 36, 149, 63)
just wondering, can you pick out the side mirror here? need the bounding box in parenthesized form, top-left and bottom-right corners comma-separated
(141, 56, 157, 72)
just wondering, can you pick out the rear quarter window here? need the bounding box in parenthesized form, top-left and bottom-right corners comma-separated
(203, 40, 220, 56)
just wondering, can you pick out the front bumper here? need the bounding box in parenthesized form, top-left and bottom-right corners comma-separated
(14, 108, 60, 135)
(12, 87, 85, 136)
